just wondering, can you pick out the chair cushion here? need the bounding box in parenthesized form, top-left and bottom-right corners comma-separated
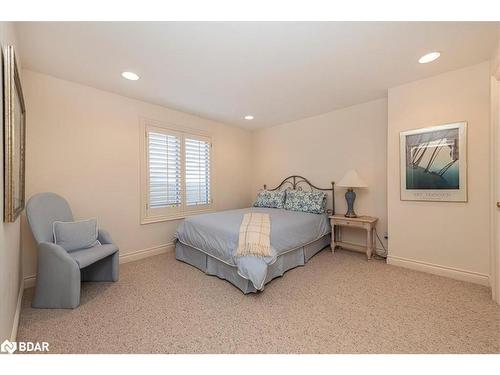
(70, 244, 118, 269)
(53, 218, 100, 252)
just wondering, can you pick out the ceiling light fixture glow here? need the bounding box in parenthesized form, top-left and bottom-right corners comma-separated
(418, 52, 440, 64)
(121, 71, 140, 80)
(244, 115, 254, 120)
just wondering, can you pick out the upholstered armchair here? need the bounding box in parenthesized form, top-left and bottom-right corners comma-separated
(26, 193, 119, 309)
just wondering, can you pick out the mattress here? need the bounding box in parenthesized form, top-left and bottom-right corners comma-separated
(174, 207, 331, 292)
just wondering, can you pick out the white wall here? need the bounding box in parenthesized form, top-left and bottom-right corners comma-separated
(491, 25, 500, 78)
(491, 26, 500, 303)
(387, 61, 491, 285)
(252, 98, 388, 251)
(491, 76, 500, 303)
(21, 70, 253, 281)
(0, 22, 23, 342)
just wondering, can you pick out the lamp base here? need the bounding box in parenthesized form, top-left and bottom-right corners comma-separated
(344, 188, 357, 218)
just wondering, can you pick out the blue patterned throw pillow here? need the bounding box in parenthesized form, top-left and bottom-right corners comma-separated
(284, 190, 327, 214)
(253, 190, 286, 209)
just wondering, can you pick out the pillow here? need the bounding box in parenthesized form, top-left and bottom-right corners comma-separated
(53, 218, 101, 252)
(253, 190, 286, 209)
(284, 190, 327, 214)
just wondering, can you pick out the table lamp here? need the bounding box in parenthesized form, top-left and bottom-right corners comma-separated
(337, 169, 367, 218)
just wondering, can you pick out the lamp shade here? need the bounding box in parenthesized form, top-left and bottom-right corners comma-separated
(337, 169, 367, 188)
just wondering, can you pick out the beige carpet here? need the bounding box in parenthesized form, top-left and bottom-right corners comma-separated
(18, 249, 500, 354)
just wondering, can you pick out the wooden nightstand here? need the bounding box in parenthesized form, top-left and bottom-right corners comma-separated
(329, 215, 378, 260)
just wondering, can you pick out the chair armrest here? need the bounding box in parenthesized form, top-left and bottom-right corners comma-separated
(35, 242, 81, 308)
(38, 242, 79, 271)
(98, 229, 114, 245)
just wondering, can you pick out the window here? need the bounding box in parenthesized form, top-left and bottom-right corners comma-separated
(185, 137, 211, 207)
(141, 122, 213, 223)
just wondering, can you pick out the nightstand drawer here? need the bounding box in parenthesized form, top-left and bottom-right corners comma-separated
(330, 218, 364, 228)
(343, 220, 362, 227)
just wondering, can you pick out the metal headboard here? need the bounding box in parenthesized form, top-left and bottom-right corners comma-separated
(263, 175, 335, 215)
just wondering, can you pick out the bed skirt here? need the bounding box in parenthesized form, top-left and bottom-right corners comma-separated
(175, 234, 331, 294)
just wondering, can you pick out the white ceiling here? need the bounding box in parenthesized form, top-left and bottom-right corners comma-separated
(15, 22, 499, 130)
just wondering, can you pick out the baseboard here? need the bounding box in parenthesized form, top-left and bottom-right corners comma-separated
(24, 275, 36, 289)
(119, 242, 174, 264)
(11, 278, 24, 341)
(24, 242, 175, 289)
(387, 255, 490, 286)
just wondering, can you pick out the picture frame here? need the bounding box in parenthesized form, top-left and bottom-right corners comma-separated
(400, 122, 467, 202)
(3, 45, 26, 222)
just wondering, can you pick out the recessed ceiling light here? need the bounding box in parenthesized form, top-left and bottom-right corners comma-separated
(244, 115, 254, 120)
(418, 52, 441, 64)
(121, 71, 140, 80)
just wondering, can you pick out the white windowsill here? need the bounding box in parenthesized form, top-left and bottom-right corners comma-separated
(140, 207, 215, 225)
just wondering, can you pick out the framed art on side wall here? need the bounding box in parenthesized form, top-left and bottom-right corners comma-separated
(2, 45, 26, 222)
(400, 122, 467, 202)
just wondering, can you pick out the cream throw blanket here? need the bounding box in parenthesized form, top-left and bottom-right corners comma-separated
(235, 212, 271, 257)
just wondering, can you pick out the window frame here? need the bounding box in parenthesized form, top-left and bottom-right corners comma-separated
(140, 118, 214, 224)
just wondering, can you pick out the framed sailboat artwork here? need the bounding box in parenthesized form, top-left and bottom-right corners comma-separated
(400, 122, 467, 202)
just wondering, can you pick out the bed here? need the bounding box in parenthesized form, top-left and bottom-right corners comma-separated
(174, 176, 335, 293)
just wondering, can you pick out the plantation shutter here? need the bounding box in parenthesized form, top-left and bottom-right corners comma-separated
(148, 131, 182, 208)
(185, 137, 211, 206)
